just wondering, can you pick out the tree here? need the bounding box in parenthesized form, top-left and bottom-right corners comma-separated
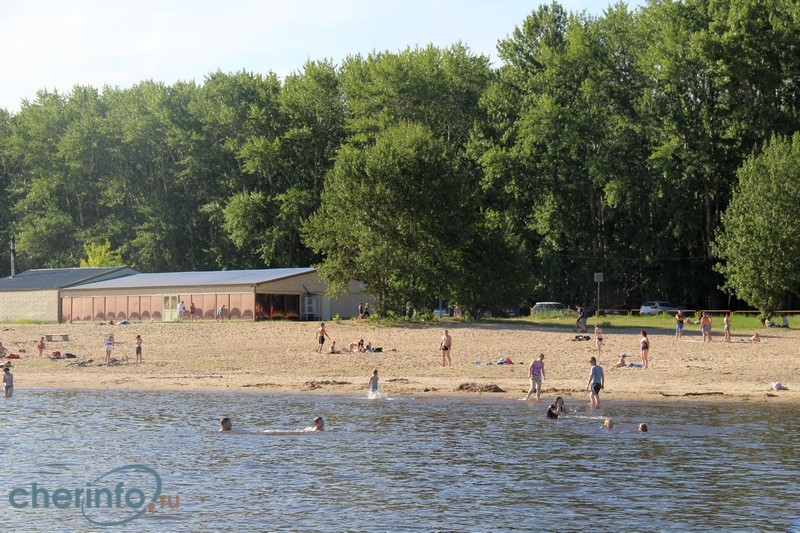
(303, 123, 465, 313)
(80, 239, 124, 267)
(714, 133, 800, 315)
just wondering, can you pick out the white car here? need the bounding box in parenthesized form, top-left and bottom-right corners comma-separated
(639, 301, 678, 315)
(532, 302, 570, 313)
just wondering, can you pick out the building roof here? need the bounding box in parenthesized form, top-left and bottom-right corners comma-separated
(60, 268, 317, 291)
(0, 267, 137, 291)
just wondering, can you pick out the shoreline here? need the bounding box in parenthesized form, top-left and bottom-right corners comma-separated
(2, 321, 797, 405)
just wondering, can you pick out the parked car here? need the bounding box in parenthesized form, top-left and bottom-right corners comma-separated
(639, 301, 679, 315)
(532, 302, 569, 313)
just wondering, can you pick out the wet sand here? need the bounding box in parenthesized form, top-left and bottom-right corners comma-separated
(2, 320, 797, 403)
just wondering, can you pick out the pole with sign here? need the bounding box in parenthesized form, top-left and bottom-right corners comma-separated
(594, 272, 604, 316)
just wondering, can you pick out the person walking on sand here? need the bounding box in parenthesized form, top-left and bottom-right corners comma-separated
(595, 324, 604, 355)
(104, 333, 115, 365)
(217, 304, 226, 321)
(316, 323, 331, 353)
(675, 310, 685, 340)
(587, 356, 604, 408)
(723, 312, 732, 342)
(701, 312, 712, 342)
(369, 369, 379, 393)
(135, 334, 143, 363)
(640, 330, 650, 369)
(524, 353, 545, 401)
(190, 302, 197, 321)
(439, 329, 452, 366)
(178, 300, 186, 322)
(37, 336, 46, 357)
(3, 366, 13, 398)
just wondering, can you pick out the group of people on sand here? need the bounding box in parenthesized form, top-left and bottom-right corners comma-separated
(315, 323, 376, 354)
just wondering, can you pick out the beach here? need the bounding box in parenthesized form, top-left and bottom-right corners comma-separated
(2, 320, 797, 403)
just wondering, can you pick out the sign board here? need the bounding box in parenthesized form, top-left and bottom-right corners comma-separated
(594, 272, 604, 283)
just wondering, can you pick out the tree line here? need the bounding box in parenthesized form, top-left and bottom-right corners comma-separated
(1, 0, 798, 317)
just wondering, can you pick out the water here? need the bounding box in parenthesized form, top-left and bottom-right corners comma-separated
(2, 389, 799, 532)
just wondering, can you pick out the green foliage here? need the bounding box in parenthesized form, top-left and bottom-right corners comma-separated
(80, 239, 124, 267)
(1, 1, 799, 313)
(714, 134, 800, 315)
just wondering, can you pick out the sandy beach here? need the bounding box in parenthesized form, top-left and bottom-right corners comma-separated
(2, 320, 797, 404)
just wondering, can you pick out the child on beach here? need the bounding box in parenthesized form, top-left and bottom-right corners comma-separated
(369, 369, 379, 393)
(614, 352, 627, 368)
(37, 336, 46, 357)
(3, 366, 13, 398)
(316, 323, 331, 353)
(595, 325, 603, 355)
(640, 330, 650, 369)
(723, 312, 732, 342)
(135, 334, 143, 363)
(524, 354, 545, 401)
(104, 333, 115, 364)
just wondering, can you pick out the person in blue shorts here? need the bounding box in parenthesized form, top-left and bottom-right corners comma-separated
(369, 369, 379, 392)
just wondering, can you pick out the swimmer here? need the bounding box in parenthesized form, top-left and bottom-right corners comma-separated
(637, 423, 648, 432)
(614, 352, 627, 368)
(369, 369, 379, 392)
(546, 396, 565, 419)
(219, 417, 232, 431)
(313, 416, 324, 431)
(603, 418, 614, 429)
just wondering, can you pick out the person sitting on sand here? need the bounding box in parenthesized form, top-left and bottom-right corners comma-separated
(346, 341, 359, 353)
(614, 352, 627, 368)
(328, 341, 340, 354)
(764, 316, 776, 328)
(357, 339, 365, 352)
(219, 417, 232, 431)
(638, 423, 648, 432)
(751, 333, 761, 343)
(313, 417, 324, 431)
(546, 396, 565, 419)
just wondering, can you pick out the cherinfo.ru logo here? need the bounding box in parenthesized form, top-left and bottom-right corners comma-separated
(8, 465, 180, 526)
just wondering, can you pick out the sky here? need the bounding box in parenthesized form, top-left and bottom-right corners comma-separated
(0, 0, 642, 113)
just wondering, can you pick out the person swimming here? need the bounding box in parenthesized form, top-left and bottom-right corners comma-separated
(546, 396, 565, 419)
(638, 423, 648, 432)
(219, 417, 232, 431)
(313, 416, 324, 431)
(603, 418, 614, 429)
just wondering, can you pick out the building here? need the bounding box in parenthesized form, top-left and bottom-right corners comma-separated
(0, 267, 138, 322)
(58, 268, 370, 322)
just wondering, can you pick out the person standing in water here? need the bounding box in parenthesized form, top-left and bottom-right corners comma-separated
(524, 353, 545, 401)
(439, 329, 452, 366)
(3, 366, 13, 398)
(368, 369, 379, 393)
(587, 356, 604, 408)
(546, 396, 565, 419)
